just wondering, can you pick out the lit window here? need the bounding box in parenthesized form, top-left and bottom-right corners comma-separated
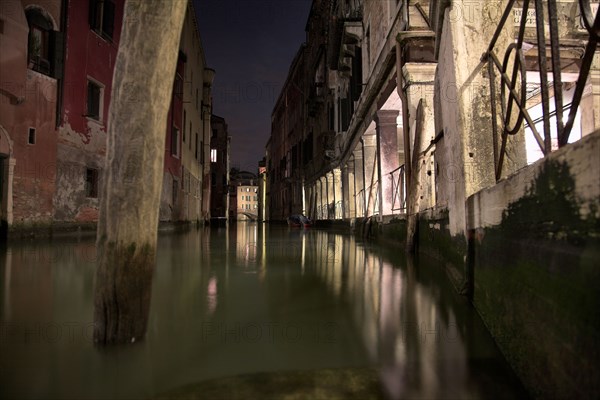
(89, 0, 115, 40)
(85, 168, 99, 198)
(211, 149, 217, 162)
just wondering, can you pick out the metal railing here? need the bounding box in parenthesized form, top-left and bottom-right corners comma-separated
(389, 164, 407, 213)
(355, 188, 366, 217)
(483, 0, 599, 181)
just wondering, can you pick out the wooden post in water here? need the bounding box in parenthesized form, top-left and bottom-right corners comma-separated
(93, 0, 187, 345)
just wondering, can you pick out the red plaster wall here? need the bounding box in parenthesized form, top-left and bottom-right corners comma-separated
(10, 72, 58, 225)
(60, 0, 124, 136)
(53, 0, 125, 222)
(0, 1, 60, 226)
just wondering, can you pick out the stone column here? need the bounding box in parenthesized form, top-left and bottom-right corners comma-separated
(347, 158, 356, 218)
(581, 58, 600, 137)
(326, 172, 335, 219)
(353, 147, 365, 217)
(341, 164, 352, 219)
(4, 158, 15, 225)
(375, 110, 400, 217)
(333, 168, 342, 219)
(319, 176, 326, 220)
(363, 133, 378, 217)
(402, 63, 436, 251)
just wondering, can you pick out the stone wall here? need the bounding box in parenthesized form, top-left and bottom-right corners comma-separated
(466, 130, 600, 399)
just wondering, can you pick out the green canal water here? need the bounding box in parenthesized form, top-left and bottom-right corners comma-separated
(0, 223, 527, 399)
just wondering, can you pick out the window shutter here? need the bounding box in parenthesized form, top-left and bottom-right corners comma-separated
(351, 47, 363, 102)
(341, 97, 350, 131)
(103, 0, 115, 39)
(89, 0, 98, 29)
(50, 30, 64, 80)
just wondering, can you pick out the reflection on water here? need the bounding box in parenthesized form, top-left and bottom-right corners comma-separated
(0, 224, 525, 399)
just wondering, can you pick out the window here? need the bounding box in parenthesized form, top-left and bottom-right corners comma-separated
(211, 173, 216, 186)
(171, 126, 180, 157)
(26, 8, 63, 78)
(89, 0, 115, 40)
(85, 168, 99, 198)
(210, 149, 217, 162)
(87, 80, 102, 120)
(199, 140, 204, 163)
(183, 111, 186, 143)
(195, 133, 199, 159)
(212, 129, 218, 138)
(189, 122, 192, 150)
(196, 88, 199, 110)
(174, 73, 183, 98)
(172, 179, 178, 205)
(28, 128, 36, 145)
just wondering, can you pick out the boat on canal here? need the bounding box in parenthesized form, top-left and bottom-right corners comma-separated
(287, 214, 312, 228)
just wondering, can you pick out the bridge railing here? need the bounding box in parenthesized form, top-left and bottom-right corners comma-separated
(483, 0, 599, 181)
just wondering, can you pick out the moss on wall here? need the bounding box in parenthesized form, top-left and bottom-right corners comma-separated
(473, 159, 600, 399)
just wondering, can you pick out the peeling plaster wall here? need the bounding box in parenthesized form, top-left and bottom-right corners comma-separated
(0, 0, 60, 228)
(8, 71, 58, 226)
(54, 0, 125, 223)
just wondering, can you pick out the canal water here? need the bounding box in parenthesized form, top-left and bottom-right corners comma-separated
(0, 224, 526, 399)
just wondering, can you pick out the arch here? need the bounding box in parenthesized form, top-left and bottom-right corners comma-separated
(0, 125, 14, 157)
(24, 5, 58, 31)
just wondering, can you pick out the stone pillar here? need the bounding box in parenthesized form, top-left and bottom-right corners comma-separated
(375, 110, 400, 217)
(581, 58, 600, 137)
(347, 158, 356, 218)
(342, 163, 355, 219)
(402, 63, 436, 251)
(326, 172, 335, 219)
(333, 168, 342, 219)
(319, 177, 326, 220)
(353, 147, 365, 217)
(4, 158, 15, 225)
(363, 133, 378, 217)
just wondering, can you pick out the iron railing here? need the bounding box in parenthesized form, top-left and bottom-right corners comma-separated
(483, 0, 599, 181)
(389, 164, 407, 213)
(355, 188, 366, 217)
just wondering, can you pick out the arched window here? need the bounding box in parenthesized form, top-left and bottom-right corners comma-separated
(26, 9, 52, 75)
(25, 8, 63, 78)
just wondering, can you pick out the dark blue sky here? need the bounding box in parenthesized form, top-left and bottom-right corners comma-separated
(195, 0, 312, 171)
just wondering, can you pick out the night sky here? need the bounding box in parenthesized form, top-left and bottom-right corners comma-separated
(195, 0, 312, 172)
